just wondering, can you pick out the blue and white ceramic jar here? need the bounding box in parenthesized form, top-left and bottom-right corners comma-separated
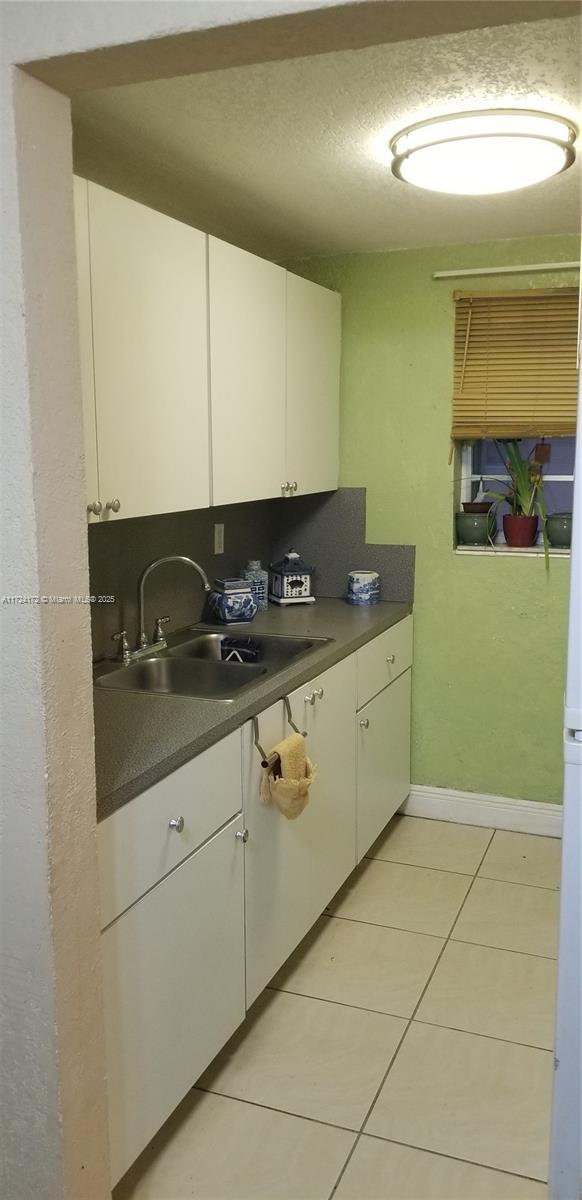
(346, 570, 381, 606)
(208, 579, 258, 624)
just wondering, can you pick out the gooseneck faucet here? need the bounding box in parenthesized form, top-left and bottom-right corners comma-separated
(137, 556, 211, 649)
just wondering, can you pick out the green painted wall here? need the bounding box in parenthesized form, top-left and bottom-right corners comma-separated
(290, 235, 579, 804)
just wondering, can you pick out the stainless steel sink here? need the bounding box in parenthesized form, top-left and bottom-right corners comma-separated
(94, 630, 333, 702)
(94, 654, 267, 701)
(167, 631, 330, 666)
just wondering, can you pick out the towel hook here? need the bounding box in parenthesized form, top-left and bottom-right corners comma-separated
(284, 695, 307, 738)
(253, 698, 307, 769)
(252, 716, 271, 768)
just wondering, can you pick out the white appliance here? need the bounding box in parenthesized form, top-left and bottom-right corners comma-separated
(549, 372, 582, 1200)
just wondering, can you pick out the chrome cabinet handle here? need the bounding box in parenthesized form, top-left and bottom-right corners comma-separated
(360, 718, 370, 729)
(87, 500, 102, 516)
(235, 828, 249, 843)
(314, 687, 324, 700)
(281, 483, 290, 496)
(386, 654, 396, 664)
(291, 481, 298, 493)
(106, 498, 121, 513)
(168, 816, 185, 833)
(305, 688, 324, 705)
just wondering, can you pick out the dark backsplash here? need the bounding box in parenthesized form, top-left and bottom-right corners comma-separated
(88, 488, 415, 661)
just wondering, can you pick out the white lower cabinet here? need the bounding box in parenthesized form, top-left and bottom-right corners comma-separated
(243, 654, 357, 1006)
(99, 618, 413, 1183)
(356, 668, 412, 861)
(102, 816, 246, 1186)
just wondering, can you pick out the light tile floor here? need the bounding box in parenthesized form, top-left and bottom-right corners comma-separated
(115, 819, 558, 1200)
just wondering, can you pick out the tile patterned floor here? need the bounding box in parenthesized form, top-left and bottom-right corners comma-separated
(115, 818, 558, 1200)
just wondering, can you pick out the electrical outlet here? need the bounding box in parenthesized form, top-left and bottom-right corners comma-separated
(214, 523, 225, 555)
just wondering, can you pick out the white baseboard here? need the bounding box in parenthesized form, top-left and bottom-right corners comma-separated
(402, 784, 562, 838)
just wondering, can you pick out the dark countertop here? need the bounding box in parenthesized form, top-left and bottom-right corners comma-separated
(94, 599, 412, 821)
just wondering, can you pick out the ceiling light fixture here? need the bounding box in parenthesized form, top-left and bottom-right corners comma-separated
(390, 109, 577, 195)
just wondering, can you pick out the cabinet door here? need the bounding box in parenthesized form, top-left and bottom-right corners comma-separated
(102, 816, 246, 1186)
(88, 183, 210, 521)
(73, 176, 100, 521)
(286, 273, 341, 496)
(209, 236, 286, 505)
(244, 655, 357, 1006)
(357, 669, 411, 862)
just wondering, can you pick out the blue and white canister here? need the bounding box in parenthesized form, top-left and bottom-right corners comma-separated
(346, 570, 381, 606)
(208, 579, 258, 624)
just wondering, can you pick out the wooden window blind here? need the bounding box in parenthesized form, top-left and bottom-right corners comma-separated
(452, 287, 579, 439)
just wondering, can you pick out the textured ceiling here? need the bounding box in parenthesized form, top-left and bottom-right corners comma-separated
(73, 16, 581, 259)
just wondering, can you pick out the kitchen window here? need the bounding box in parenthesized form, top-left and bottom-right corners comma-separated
(452, 287, 578, 553)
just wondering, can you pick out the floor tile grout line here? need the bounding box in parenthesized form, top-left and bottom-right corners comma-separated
(362, 1133, 549, 1186)
(447, 830, 497, 943)
(451, 935, 557, 961)
(327, 1019, 413, 1198)
(193, 1085, 359, 1136)
(266, 984, 416, 1022)
(327, 828, 498, 1200)
(325, 911, 449, 939)
(320, 911, 445, 942)
(476, 872, 560, 892)
(412, 1017, 554, 1055)
(365, 854, 480, 878)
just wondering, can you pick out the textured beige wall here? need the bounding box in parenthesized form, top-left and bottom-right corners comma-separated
(1, 67, 110, 1200)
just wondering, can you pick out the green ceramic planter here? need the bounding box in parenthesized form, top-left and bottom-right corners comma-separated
(455, 512, 496, 546)
(546, 513, 572, 548)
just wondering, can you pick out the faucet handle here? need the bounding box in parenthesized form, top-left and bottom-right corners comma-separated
(153, 615, 170, 643)
(112, 630, 130, 663)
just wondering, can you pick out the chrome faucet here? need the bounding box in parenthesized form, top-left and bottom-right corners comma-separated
(137, 555, 211, 650)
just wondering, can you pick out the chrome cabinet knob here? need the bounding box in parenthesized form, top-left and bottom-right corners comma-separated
(314, 687, 324, 700)
(360, 718, 370, 729)
(291, 481, 298, 493)
(106, 498, 121, 513)
(386, 654, 396, 664)
(168, 816, 185, 833)
(281, 483, 289, 495)
(305, 687, 324, 705)
(87, 500, 102, 516)
(235, 828, 249, 843)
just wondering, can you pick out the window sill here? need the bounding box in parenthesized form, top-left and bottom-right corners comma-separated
(455, 545, 570, 558)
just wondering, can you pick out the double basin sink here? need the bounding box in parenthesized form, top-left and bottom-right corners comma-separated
(94, 629, 333, 702)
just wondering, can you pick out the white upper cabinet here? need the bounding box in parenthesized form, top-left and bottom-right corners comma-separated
(209, 236, 287, 506)
(87, 183, 210, 521)
(285, 273, 341, 496)
(73, 177, 100, 521)
(74, 180, 342, 520)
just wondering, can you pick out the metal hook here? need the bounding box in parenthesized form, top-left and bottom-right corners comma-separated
(252, 716, 270, 767)
(284, 695, 307, 738)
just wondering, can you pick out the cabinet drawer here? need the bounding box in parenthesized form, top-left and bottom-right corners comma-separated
(356, 615, 413, 710)
(102, 815, 246, 1185)
(98, 729, 242, 928)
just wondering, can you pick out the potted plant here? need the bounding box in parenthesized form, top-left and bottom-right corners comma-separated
(486, 440, 549, 562)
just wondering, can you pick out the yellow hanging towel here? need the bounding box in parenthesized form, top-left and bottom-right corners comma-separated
(260, 732, 317, 820)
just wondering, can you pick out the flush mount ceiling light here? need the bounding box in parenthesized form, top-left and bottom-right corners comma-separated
(390, 109, 577, 195)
